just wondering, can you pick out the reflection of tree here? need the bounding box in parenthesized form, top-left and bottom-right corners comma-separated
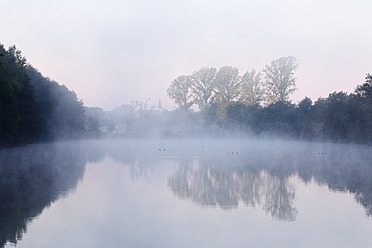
(169, 165, 297, 221)
(167, 140, 372, 221)
(296, 149, 372, 217)
(169, 167, 241, 209)
(82, 139, 372, 220)
(103, 140, 372, 219)
(261, 174, 296, 220)
(0, 142, 90, 247)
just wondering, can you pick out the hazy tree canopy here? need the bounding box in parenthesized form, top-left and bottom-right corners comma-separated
(1, 44, 371, 146)
(167, 75, 194, 111)
(214, 66, 241, 104)
(355, 74, 372, 101)
(191, 67, 217, 112)
(166, 59, 298, 115)
(354, 74, 372, 139)
(263, 56, 299, 103)
(83, 70, 372, 143)
(214, 66, 241, 119)
(164, 64, 371, 143)
(130, 98, 150, 115)
(0, 44, 85, 147)
(0, 45, 40, 146)
(85, 107, 105, 137)
(26, 66, 85, 140)
(240, 69, 265, 106)
(322, 92, 350, 140)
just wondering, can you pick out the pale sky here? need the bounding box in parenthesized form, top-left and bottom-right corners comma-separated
(1, 0, 371, 110)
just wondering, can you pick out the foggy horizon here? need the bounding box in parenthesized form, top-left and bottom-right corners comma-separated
(1, 0, 371, 110)
(1, 1, 372, 247)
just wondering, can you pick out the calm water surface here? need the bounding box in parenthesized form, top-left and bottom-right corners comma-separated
(1, 139, 372, 247)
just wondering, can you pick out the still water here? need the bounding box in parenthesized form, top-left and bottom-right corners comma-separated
(1, 139, 372, 247)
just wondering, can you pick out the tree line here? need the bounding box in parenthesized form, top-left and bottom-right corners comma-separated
(167, 58, 372, 144)
(1, 44, 371, 146)
(0, 44, 85, 147)
(222, 80, 372, 143)
(167, 56, 299, 118)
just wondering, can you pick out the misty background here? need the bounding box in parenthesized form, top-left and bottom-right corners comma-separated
(1, 1, 372, 247)
(1, 0, 371, 110)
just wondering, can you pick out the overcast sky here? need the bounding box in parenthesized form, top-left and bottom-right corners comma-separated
(1, 0, 371, 110)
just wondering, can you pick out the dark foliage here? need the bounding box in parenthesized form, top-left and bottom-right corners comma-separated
(0, 44, 85, 147)
(26, 66, 85, 140)
(0, 45, 40, 146)
(216, 74, 372, 144)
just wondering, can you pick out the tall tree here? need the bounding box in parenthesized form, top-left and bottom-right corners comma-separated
(215, 66, 241, 104)
(263, 56, 299, 103)
(297, 97, 313, 138)
(0, 45, 40, 145)
(130, 98, 150, 115)
(240, 69, 265, 106)
(167, 75, 194, 111)
(191, 67, 217, 112)
(355, 74, 372, 101)
(214, 66, 241, 119)
(323, 92, 349, 140)
(354, 74, 372, 143)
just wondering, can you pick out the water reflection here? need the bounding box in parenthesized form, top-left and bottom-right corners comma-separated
(98, 139, 372, 220)
(0, 142, 88, 247)
(0, 139, 167, 247)
(0, 139, 372, 247)
(169, 167, 297, 220)
(166, 140, 372, 220)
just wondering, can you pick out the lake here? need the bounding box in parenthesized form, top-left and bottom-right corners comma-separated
(1, 139, 372, 248)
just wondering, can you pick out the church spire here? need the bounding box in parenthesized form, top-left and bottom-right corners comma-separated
(158, 97, 162, 109)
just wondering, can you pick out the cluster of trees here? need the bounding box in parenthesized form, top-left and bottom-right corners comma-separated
(85, 71, 372, 144)
(167, 56, 299, 118)
(223, 74, 372, 143)
(85, 100, 181, 138)
(0, 44, 85, 147)
(167, 57, 372, 144)
(1, 43, 371, 146)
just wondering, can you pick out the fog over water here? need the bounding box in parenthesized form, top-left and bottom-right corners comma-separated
(1, 138, 372, 247)
(1, 0, 372, 246)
